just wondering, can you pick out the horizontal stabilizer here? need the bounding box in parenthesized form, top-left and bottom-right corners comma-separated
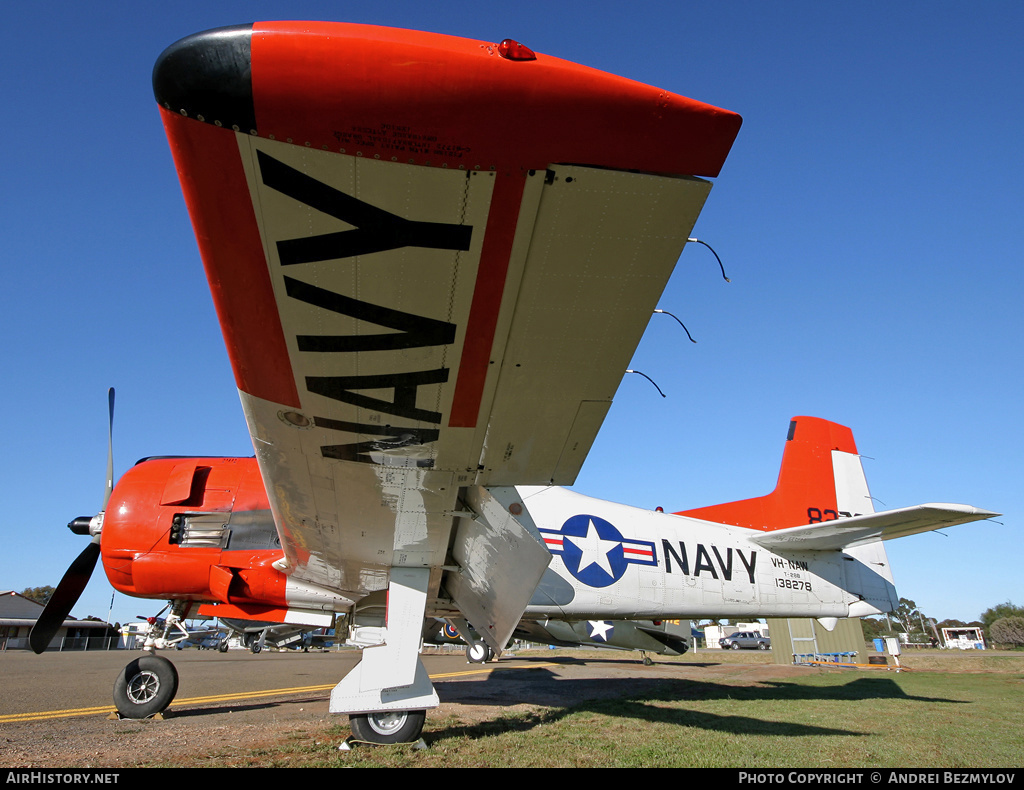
(749, 503, 999, 551)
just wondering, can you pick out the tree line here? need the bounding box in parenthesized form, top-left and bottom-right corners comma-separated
(860, 598, 1024, 647)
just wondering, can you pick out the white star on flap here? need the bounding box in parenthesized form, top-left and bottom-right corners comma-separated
(588, 621, 613, 641)
(567, 518, 619, 578)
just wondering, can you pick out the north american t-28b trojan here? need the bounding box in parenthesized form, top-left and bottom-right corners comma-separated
(32, 22, 996, 745)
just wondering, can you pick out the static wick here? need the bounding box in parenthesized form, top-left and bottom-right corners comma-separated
(626, 370, 666, 398)
(687, 238, 730, 282)
(654, 309, 696, 343)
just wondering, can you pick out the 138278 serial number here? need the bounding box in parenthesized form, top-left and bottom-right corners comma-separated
(774, 578, 813, 591)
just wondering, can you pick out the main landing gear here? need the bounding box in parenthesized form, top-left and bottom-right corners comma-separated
(348, 710, 427, 745)
(331, 569, 438, 747)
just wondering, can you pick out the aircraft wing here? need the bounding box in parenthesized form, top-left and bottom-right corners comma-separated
(154, 23, 741, 642)
(749, 503, 999, 552)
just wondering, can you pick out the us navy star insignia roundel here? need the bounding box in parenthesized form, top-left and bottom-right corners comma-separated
(588, 621, 614, 641)
(540, 514, 657, 587)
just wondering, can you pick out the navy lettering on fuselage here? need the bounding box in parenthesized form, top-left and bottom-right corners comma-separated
(662, 540, 688, 575)
(694, 545, 718, 579)
(256, 150, 473, 465)
(661, 540, 758, 585)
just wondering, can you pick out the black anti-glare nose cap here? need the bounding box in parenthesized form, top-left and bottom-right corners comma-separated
(152, 24, 256, 134)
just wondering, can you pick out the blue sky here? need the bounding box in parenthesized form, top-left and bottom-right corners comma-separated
(2, 1, 1020, 630)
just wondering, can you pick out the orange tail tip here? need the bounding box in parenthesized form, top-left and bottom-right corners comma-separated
(675, 417, 867, 531)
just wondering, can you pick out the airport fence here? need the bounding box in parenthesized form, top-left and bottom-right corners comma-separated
(1, 635, 124, 651)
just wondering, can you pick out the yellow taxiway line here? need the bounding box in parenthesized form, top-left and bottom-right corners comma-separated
(0, 661, 558, 724)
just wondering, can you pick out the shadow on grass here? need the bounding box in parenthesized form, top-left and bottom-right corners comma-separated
(428, 663, 965, 745)
(428, 700, 860, 745)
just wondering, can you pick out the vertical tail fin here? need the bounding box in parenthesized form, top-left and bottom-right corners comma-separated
(675, 416, 874, 531)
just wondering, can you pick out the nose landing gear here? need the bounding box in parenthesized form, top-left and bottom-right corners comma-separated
(113, 655, 179, 719)
(113, 602, 191, 719)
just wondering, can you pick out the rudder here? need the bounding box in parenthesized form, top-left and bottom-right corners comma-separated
(675, 416, 873, 530)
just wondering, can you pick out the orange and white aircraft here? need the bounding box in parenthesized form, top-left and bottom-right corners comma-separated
(32, 23, 995, 745)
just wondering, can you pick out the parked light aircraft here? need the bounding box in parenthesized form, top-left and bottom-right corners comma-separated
(31, 23, 996, 745)
(124, 611, 332, 653)
(216, 618, 335, 653)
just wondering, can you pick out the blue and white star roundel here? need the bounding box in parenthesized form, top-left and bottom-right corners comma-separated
(588, 621, 614, 642)
(540, 514, 658, 588)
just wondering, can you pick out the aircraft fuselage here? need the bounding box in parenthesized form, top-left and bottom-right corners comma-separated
(516, 485, 895, 623)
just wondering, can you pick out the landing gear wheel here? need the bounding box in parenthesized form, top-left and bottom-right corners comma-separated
(466, 642, 491, 663)
(218, 639, 229, 653)
(643, 655, 654, 666)
(113, 655, 179, 719)
(349, 710, 426, 745)
(250, 642, 262, 654)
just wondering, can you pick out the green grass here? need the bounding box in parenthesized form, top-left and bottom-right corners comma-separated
(408, 672, 1023, 768)
(150, 659, 1024, 768)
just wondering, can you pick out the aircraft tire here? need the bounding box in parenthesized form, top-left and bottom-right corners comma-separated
(466, 642, 490, 663)
(349, 710, 426, 745)
(113, 655, 179, 719)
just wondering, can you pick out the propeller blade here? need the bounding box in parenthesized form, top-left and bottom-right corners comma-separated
(31, 388, 117, 654)
(103, 387, 115, 510)
(29, 537, 101, 654)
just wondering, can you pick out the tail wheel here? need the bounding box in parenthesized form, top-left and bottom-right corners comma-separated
(113, 655, 179, 719)
(349, 710, 426, 745)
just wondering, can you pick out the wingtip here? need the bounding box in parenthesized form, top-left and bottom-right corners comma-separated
(153, 24, 256, 133)
(921, 503, 1001, 519)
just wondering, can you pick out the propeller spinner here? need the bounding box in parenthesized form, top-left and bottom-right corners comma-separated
(30, 389, 115, 654)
